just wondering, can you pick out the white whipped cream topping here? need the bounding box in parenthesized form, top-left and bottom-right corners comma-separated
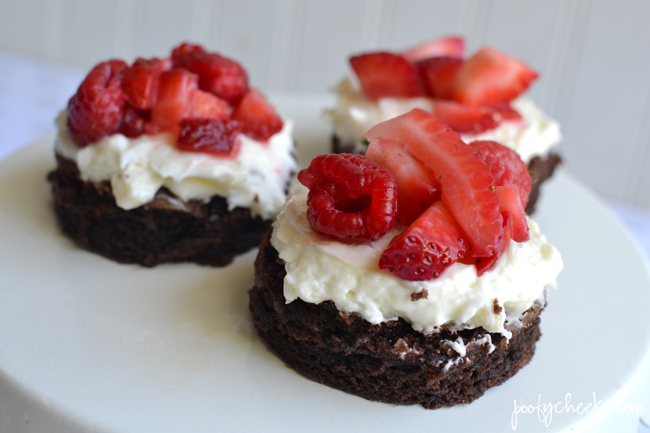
(325, 78, 561, 163)
(55, 111, 297, 218)
(272, 183, 563, 337)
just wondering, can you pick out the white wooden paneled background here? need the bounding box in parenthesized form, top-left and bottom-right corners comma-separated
(0, 0, 649, 208)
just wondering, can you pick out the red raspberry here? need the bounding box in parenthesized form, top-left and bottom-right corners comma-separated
(297, 154, 399, 244)
(121, 57, 170, 110)
(469, 140, 532, 207)
(176, 118, 242, 156)
(67, 59, 128, 146)
(379, 201, 468, 280)
(171, 43, 249, 105)
(119, 105, 150, 138)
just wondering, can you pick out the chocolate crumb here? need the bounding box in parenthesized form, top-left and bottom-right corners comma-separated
(493, 298, 503, 315)
(411, 289, 429, 301)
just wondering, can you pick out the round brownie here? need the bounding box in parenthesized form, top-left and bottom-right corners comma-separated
(331, 134, 561, 215)
(249, 230, 546, 409)
(48, 155, 273, 267)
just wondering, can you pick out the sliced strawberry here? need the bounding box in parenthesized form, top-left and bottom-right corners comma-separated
(495, 185, 529, 242)
(417, 56, 464, 99)
(121, 57, 170, 110)
(474, 212, 513, 276)
(469, 140, 531, 207)
(431, 100, 498, 134)
(364, 132, 440, 226)
(231, 89, 283, 141)
(171, 43, 249, 105)
(297, 154, 399, 244)
(366, 109, 503, 257)
(176, 118, 242, 156)
(449, 47, 538, 107)
(150, 69, 198, 133)
(189, 90, 229, 120)
(401, 36, 465, 62)
(379, 201, 468, 280)
(494, 101, 523, 122)
(349, 52, 424, 100)
(67, 59, 128, 147)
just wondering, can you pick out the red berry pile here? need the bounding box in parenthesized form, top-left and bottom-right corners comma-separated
(66, 43, 283, 152)
(349, 36, 537, 135)
(300, 109, 532, 281)
(297, 154, 399, 244)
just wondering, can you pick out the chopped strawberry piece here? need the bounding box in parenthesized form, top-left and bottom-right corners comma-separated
(349, 52, 424, 100)
(231, 89, 283, 141)
(494, 102, 523, 122)
(150, 69, 198, 133)
(469, 140, 532, 207)
(189, 90, 229, 120)
(449, 47, 539, 107)
(474, 212, 513, 276)
(119, 105, 150, 138)
(401, 36, 465, 62)
(67, 59, 128, 146)
(431, 100, 499, 134)
(297, 154, 399, 244)
(417, 56, 464, 99)
(379, 201, 468, 280)
(364, 130, 440, 226)
(176, 118, 242, 156)
(121, 57, 170, 110)
(366, 109, 503, 257)
(495, 185, 529, 242)
(171, 43, 249, 105)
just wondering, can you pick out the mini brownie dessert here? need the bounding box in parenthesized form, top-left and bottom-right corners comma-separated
(326, 36, 561, 214)
(250, 109, 563, 409)
(48, 43, 296, 267)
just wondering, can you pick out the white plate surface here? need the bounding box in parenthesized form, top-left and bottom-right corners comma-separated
(1, 96, 650, 433)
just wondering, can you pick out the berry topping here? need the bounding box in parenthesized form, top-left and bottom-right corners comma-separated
(431, 100, 498, 134)
(231, 89, 283, 141)
(417, 56, 464, 99)
(349, 52, 424, 100)
(474, 212, 513, 276)
(494, 102, 523, 122)
(150, 69, 199, 133)
(366, 109, 503, 257)
(379, 201, 468, 281)
(171, 43, 249, 105)
(67, 59, 128, 146)
(189, 90, 229, 120)
(119, 105, 150, 138)
(297, 154, 399, 244)
(495, 184, 529, 243)
(176, 118, 242, 156)
(448, 47, 539, 107)
(121, 57, 170, 110)
(469, 140, 532, 207)
(401, 36, 465, 62)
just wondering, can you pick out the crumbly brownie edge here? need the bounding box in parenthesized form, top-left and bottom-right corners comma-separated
(48, 155, 273, 267)
(249, 230, 544, 409)
(331, 134, 562, 215)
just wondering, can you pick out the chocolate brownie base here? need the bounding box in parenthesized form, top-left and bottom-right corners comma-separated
(48, 155, 272, 267)
(250, 231, 544, 409)
(331, 134, 561, 215)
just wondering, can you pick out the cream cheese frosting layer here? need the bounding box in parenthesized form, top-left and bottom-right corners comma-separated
(55, 111, 297, 219)
(325, 78, 561, 164)
(271, 183, 563, 337)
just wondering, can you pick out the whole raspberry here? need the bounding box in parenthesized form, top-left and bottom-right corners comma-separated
(297, 154, 399, 244)
(469, 140, 532, 207)
(176, 118, 242, 156)
(67, 59, 128, 146)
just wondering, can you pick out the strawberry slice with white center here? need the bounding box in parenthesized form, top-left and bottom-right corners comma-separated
(349, 52, 424, 101)
(416, 56, 464, 99)
(431, 100, 499, 134)
(366, 109, 503, 257)
(401, 36, 465, 62)
(448, 47, 539, 107)
(379, 201, 468, 280)
(151, 69, 198, 133)
(364, 130, 440, 226)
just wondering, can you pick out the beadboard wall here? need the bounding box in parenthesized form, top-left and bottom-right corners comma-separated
(1, 0, 649, 208)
